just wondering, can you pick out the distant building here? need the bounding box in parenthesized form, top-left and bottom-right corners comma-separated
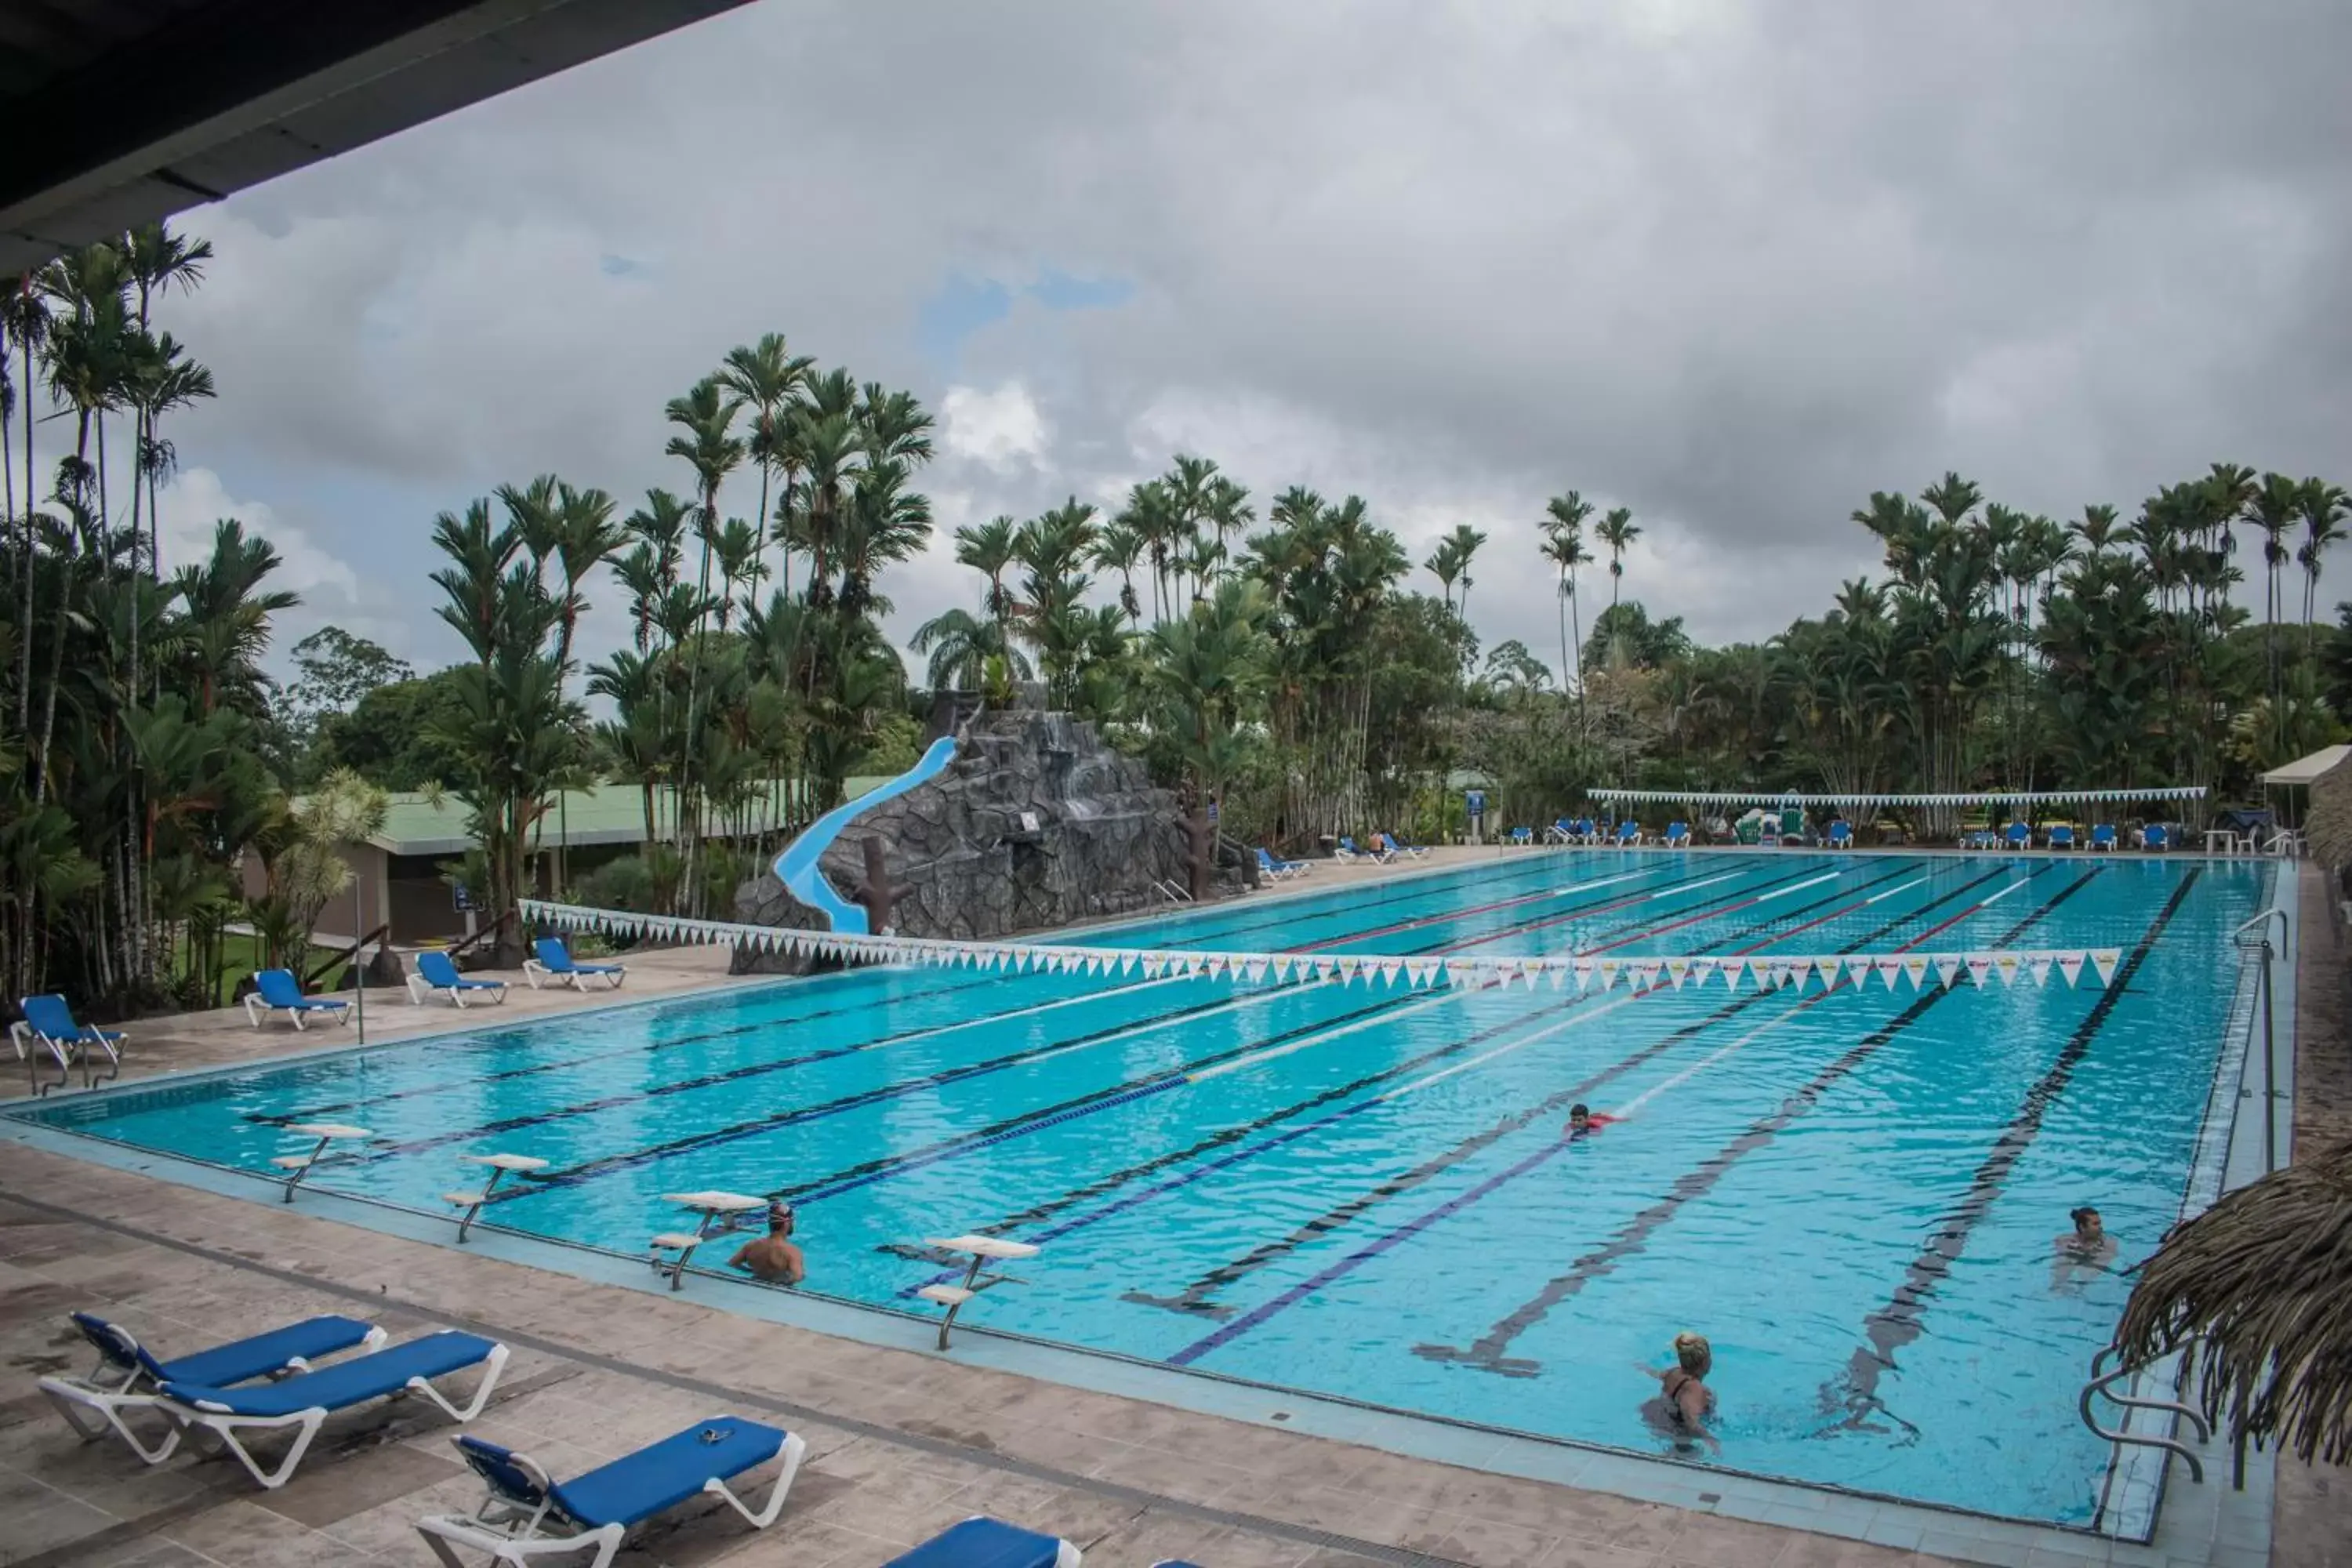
(263, 779, 887, 945)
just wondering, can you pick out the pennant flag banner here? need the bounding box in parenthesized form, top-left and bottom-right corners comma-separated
(515, 902, 2121, 998)
(1590, 786, 2205, 808)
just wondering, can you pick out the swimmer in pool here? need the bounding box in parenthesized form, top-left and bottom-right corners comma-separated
(2051, 1204, 2116, 1291)
(1566, 1102, 1619, 1139)
(730, 1201, 805, 1287)
(1638, 1331, 1719, 1453)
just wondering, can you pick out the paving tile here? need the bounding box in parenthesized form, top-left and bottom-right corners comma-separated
(162, 1497, 379, 1566)
(1770, 1534, 1920, 1568)
(1541, 1539, 1662, 1568)
(5, 1489, 124, 1555)
(1666, 1515, 1805, 1566)
(252, 1432, 463, 1527)
(1434, 1512, 1563, 1568)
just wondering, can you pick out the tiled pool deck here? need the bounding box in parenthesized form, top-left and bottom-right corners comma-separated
(0, 851, 2327, 1568)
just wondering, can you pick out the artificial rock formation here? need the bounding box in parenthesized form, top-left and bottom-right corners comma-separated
(733, 711, 1247, 967)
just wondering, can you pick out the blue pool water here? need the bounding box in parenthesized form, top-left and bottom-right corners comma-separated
(10, 850, 2273, 1526)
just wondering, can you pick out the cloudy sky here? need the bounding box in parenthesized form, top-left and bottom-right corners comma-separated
(148, 0, 2352, 687)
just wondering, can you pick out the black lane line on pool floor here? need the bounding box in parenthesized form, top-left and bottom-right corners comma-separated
(1153, 865, 2100, 1372)
(253, 852, 1611, 1127)
(456, 860, 1803, 1195)
(0, 1194, 1475, 1568)
(1116, 858, 1945, 1318)
(883, 860, 1979, 1294)
(1815, 866, 2205, 1438)
(1395, 866, 2109, 1379)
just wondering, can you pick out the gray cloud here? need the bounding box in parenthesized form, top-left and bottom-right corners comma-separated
(140, 0, 2352, 680)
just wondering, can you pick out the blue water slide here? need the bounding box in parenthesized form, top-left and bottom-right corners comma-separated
(771, 735, 960, 933)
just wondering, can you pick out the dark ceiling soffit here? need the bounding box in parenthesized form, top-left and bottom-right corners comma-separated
(0, 0, 493, 212)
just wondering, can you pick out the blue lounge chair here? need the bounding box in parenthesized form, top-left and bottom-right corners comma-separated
(417, 1414, 808, 1568)
(156, 1330, 507, 1489)
(2003, 821, 2031, 850)
(1508, 826, 1534, 847)
(1826, 819, 1854, 849)
(2089, 822, 2118, 851)
(243, 967, 354, 1031)
(38, 1311, 385, 1461)
(1337, 835, 1390, 863)
(1545, 818, 1575, 845)
(2047, 824, 2076, 851)
(11, 994, 124, 1095)
(2143, 822, 2170, 851)
(1255, 847, 1308, 880)
(1613, 820, 1642, 847)
(887, 1517, 1082, 1568)
(1377, 832, 1428, 859)
(408, 949, 509, 1008)
(523, 937, 626, 992)
(1664, 821, 1690, 847)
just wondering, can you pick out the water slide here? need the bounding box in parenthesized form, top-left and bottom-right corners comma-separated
(771, 735, 960, 933)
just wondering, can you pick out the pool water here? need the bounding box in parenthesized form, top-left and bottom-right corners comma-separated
(11, 850, 2274, 1526)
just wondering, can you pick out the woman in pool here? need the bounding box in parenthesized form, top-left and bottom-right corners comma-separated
(1638, 1331, 1718, 1453)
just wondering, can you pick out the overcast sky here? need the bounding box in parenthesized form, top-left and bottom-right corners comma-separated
(148, 0, 2352, 688)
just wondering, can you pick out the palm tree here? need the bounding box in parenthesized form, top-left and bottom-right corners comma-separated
(1596, 506, 1639, 619)
(910, 607, 1032, 695)
(663, 376, 744, 889)
(3, 277, 49, 735)
(1117, 479, 1178, 622)
(719, 332, 813, 598)
(955, 514, 1020, 652)
(2297, 479, 2348, 655)
(1541, 492, 1594, 725)
(1090, 520, 1146, 622)
(2249, 472, 2303, 751)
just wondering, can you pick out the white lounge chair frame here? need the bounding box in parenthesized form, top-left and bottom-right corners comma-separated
(158, 1341, 509, 1490)
(416, 1430, 807, 1568)
(521, 956, 626, 992)
(38, 1325, 389, 1463)
(407, 969, 509, 1008)
(241, 990, 354, 1032)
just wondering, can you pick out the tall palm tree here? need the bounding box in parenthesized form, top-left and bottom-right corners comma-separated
(3, 278, 49, 735)
(2249, 472, 2303, 749)
(720, 333, 812, 598)
(2297, 479, 2348, 655)
(1541, 492, 1594, 724)
(1596, 506, 1639, 619)
(954, 515, 1020, 650)
(663, 376, 744, 887)
(1090, 520, 1146, 622)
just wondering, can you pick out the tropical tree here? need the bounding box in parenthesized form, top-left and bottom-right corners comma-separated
(1541, 493, 1594, 728)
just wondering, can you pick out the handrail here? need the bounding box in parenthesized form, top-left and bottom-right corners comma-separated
(303, 924, 390, 992)
(2079, 1342, 2208, 1485)
(445, 907, 516, 965)
(2230, 904, 2289, 1171)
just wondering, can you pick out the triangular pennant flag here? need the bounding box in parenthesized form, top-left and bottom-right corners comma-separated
(1546, 962, 1568, 989)
(1272, 955, 1295, 982)
(1994, 953, 2022, 988)
(1335, 956, 1362, 984)
(1874, 956, 1903, 989)
(1313, 956, 1338, 982)
(1597, 957, 1624, 992)
(1405, 957, 1434, 988)
(1937, 956, 1965, 989)
(2028, 954, 2053, 986)
(1244, 957, 1269, 983)
(1377, 958, 1403, 986)
(1813, 956, 1841, 990)
(1666, 957, 1690, 990)
(1722, 956, 1749, 991)
(1902, 954, 1930, 989)
(1573, 956, 1595, 993)
(1965, 954, 1994, 989)
(1521, 957, 1547, 987)
(2056, 952, 2085, 987)
(1143, 956, 1165, 978)
(1691, 956, 1719, 988)
(2089, 949, 2121, 985)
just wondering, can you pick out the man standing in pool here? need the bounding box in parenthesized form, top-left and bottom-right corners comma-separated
(1566, 1103, 1619, 1139)
(2051, 1204, 2116, 1290)
(730, 1201, 806, 1287)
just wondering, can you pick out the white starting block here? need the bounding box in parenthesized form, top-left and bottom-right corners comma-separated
(918, 1234, 1040, 1349)
(271, 1123, 371, 1203)
(650, 1191, 767, 1290)
(441, 1152, 548, 1243)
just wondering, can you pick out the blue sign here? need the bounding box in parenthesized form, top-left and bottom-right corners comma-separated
(1465, 789, 1487, 817)
(1207, 800, 1221, 824)
(452, 881, 472, 913)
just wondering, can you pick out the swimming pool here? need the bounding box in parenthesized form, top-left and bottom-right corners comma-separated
(9, 850, 2275, 1528)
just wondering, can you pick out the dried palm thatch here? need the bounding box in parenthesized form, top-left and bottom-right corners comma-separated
(2115, 1138, 2352, 1463)
(2304, 751, 2352, 874)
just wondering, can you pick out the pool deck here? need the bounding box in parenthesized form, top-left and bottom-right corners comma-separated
(0, 848, 2325, 1568)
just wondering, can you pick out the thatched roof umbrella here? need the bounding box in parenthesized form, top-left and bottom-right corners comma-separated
(2114, 1137, 2352, 1463)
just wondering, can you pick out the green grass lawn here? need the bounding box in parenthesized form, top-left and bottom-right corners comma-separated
(172, 931, 341, 1010)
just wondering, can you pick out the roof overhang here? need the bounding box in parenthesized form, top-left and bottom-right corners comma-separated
(0, 0, 756, 275)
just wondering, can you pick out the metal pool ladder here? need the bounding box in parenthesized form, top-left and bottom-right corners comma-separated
(2231, 906, 2289, 1174)
(2078, 1340, 2209, 1483)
